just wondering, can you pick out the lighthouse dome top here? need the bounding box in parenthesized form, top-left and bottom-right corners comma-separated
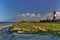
(54, 11, 56, 14)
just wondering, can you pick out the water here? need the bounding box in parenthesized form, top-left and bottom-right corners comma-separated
(0, 22, 14, 26)
(0, 23, 60, 40)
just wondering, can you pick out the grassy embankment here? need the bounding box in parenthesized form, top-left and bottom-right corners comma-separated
(10, 22, 60, 35)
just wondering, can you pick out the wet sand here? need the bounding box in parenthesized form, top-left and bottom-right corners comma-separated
(0, 24, 12, 30)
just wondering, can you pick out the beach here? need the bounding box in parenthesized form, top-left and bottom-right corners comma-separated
(0, 24, 12, 30)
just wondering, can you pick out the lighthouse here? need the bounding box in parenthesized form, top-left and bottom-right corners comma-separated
(53, 11, 56, 20)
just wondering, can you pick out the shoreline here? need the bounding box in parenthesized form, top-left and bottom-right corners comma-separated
(0, 24, 13, 30)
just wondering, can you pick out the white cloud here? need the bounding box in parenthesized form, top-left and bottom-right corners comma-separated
(46, 13, 52, 16)
(56, 12, 60, 16)
(37, 14, 41, 17)
(31, 13, 36, 17)
(21, 14, 25, 16)
(26, 13, 30, 16)
(46, 13, 53, 19)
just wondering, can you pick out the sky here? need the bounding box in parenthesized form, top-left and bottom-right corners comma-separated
(0, 0, 60, 22)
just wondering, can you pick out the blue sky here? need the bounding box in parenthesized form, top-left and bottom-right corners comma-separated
(0, 0, 60, 22)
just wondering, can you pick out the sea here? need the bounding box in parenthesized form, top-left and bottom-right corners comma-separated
(0, 22, 60, 40)
(0, 22, 14, 26)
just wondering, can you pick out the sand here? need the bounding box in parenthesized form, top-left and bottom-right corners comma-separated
(0, 24, 12, 30)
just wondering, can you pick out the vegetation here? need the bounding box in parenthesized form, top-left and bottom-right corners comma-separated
(10, 21, 60, 35)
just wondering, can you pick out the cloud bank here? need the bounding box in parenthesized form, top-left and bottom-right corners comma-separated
(7, 12, 60, 22)
(17, 13, 41, 21)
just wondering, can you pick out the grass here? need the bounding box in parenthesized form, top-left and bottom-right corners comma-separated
(9, 22, 60, 35)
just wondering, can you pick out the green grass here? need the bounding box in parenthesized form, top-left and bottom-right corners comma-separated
(10, 22, 60, 34)
(29, 22, 60, 30)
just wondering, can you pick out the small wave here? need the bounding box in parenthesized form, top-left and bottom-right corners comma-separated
(0, 24, 12, 30)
